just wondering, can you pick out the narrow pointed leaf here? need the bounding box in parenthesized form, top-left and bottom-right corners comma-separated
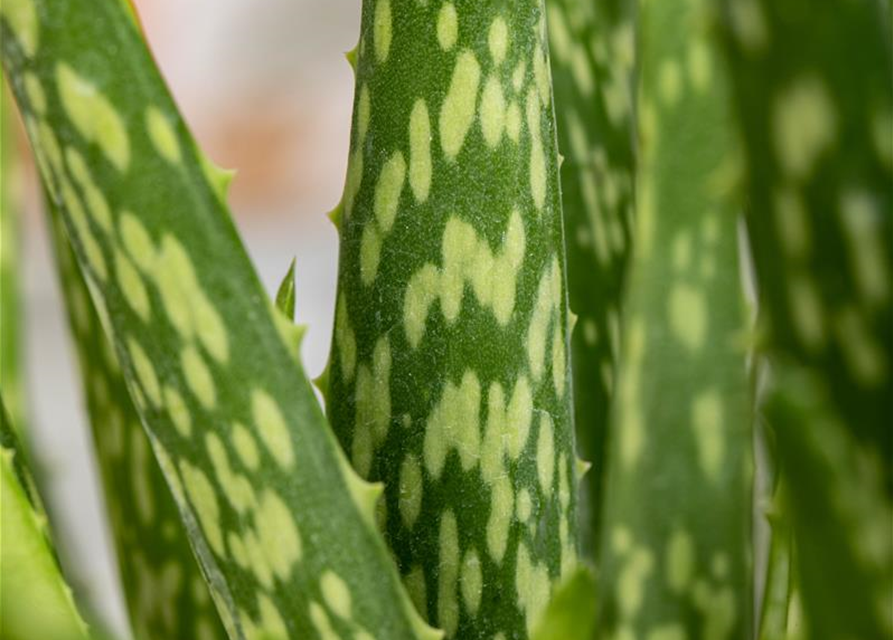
(596, 0, 753, 637)
(546, 0, 636, 557)
(1, 1, 440, 638)
(328, 1, 578, 638)
(721, 0, 892, 636)
(275, 259, 297, 322)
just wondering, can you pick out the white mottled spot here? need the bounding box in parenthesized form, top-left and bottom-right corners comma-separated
(488, 16, 509, 65)
(146, 106, 181, 164)
(399, 453, 423, 528)
(182, 345, 216, 410)
(256, 488, 302, 579)
(360, 225, 382, 286)
(774, 77, 837, 179)
(460, 549, 482, 615)
(374, 0, 392, 63)
(437, 3, 458, 51)
(480, 76, 506, 148)
(179, 460, 224, 556)
(232, 422, 260, 470)
(666, 529, 694, 593)
(409, 99, 432, 203)
(692, 388, 724, 480)
(374, 151, 406, 233)
(668, 283, 707, 350)
(321, 571, 352, 619)
(536, 413, 555, 494)
(128, 338, 161, 407)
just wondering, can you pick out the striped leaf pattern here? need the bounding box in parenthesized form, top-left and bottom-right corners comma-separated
(1, 1, 441, 638)
(596, 0, 753, 638)
(546, 0, 637, 557)
(327, 1, 578, 638)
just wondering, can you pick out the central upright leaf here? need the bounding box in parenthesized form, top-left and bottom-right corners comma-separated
(328, 1, 578, 638)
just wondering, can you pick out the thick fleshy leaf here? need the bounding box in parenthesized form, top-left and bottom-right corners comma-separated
(46, 208, 227, 640)
(596, 0, 753, 637)
(1, 395, 91, 640)
(720, 0, 892, 635)
(327, 1, 578, 638)
(0, 1, 440, 639)
(546, 0, 636, 557)
(530, 565, 597, 640)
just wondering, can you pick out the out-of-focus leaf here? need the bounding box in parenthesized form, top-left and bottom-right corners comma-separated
(546, 0, 637, 558)
(0, 394, 91, 640)
(531, 565, 598, 640)
(596, 0, 753, 637)
(721, 0, 892, 636)
(46, 208, 227, 640)
(0, 1, 441, 638)
(327, 1, 578, 637)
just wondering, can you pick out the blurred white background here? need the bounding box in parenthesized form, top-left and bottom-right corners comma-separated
(15, 0, 360, 635)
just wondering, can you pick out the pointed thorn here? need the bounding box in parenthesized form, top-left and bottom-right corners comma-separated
(327, 200, 344, 231)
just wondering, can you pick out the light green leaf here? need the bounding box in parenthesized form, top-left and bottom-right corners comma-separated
(547, 0, 637, 558)
(1, 394, 91, 640)
(275, 258, 297, 322)
(327, 1, 579, 638)
(1, 1, 441, 638)
(596, 0, 753, 637)
(530, 565, 597, 640)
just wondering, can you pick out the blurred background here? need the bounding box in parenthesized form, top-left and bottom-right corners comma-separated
(8, 0, 360, 635)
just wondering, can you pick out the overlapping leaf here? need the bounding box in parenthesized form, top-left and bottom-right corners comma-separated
(721, 0, 892, 636)
(596, 0, 753, 637)
(1, 1, 441, 638)
(546, 0, 636, 558)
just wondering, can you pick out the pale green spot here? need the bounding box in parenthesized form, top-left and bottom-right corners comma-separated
(774, 77, 837, 179)
(374, 151, 406, 233)
(438, 510, 460, 636)
(23, 73, 46, 114)
(1, 0, 39, 56)
(65, 146, 113, 233)
(232, 422, 260, 471)
(424, 370, 480, 476)
(56, 63, 130, 171)
(116, 250, 151, 322)
(551, 322, 566, 396)
(440, 50, 481, 161)
(460, 549, 483, 615)
(506, 376, 533, 459)
(618, 547, 654, 618)
(374, 0, 392, 63)
(357, 85, 371, 146)
(399, 453, 423, 529)
(506, 102, 522, 143)
(516, 543, 551, 635)
(145, 106, 181, 164)
(647, 624, 686, 640)
(480, 76, 506, 148)
(692, 388, 724, 480)
(163, 385, 192, 438)
(409, 99, 432, 203)
(481, 382, 506, 482)
(360, 225, 382, 286)
(619, 319, 645, 467)
(128, 338, 161, 406)
(182, 345, 216, 410)
(354, 335, 392, 445)
(666, 529, 694, 593)
(404, 264, 440, 349)
(687, 40, 712, 93)
(658, 60, 682, 106)
(179, 460, 224, 556)
(517, 488, 532, 522)
(788, 271, 825, 351)
(546, 5, 570, 63)
(404, 566, 427, 620)
(256, 488, 302, 580)
(251, 389, 294, 468)
(486, 475, 513, 563)
(320, 571, 352, 619)
(834, 306, 887, 386)
(256, 593, 289, 639)
(488, 16, 509, 65)
(527, 89, 547, 209)
(669, 283, 707, 350)
(437, 3, 458, 51)
(335, 293, 357, 381)
(840, 189, 889, 306)
(536, 413, 555, 494)
(119, 211, 157, 273)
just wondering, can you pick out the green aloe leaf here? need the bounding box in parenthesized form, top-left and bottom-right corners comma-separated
(275, 259, 297, 323)
(327, 1, 578, 638)
(720, 0, 892, 636)
(1, 1, 440, 639)
(596, 0, 753, 637)
(546, 0, 636, 558)
(763, 367, 891, 639)
(1, 394, 91, 640)
(46, 208, 228, 640)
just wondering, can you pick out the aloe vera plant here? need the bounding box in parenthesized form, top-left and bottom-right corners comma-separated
(2, 0, 890, 638)
(328, 2, 577, 637)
